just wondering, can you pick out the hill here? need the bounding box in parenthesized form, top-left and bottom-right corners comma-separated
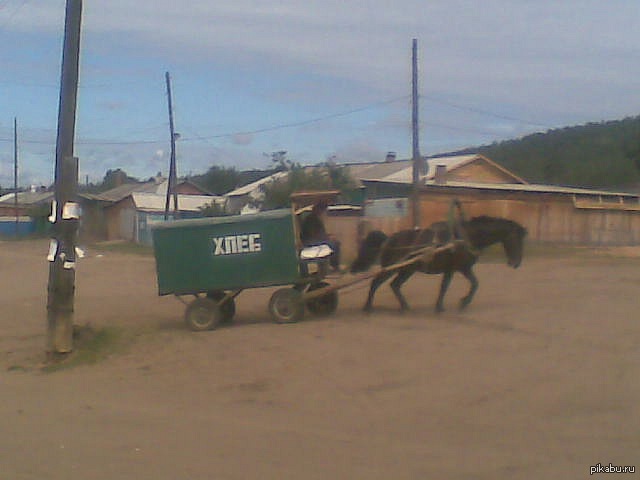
(469, 116, 640, 190)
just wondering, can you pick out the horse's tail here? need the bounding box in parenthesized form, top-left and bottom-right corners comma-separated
(350, 230, 388, 273)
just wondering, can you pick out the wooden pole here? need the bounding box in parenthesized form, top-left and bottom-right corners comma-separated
(13, 117, 18, 236)
(46, 0, 82, 355)
(164, 71, 179, 220)
(411, 38, 422, 229)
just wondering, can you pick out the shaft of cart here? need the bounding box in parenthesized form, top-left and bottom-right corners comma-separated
(302, 241, 465, 301)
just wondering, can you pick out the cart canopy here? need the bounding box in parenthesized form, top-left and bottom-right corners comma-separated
(152, 209, 300, 295)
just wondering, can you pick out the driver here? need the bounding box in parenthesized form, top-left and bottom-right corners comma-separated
(300, 199, 342, 273)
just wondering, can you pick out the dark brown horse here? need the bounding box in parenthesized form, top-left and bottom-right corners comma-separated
(350, 216, 527, 313)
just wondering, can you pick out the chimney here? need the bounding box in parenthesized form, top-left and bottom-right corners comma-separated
(385, 151, 397, 163)
(434, 164, 447, 185)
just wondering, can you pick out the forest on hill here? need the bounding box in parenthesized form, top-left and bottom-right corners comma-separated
(471, 116, 640, 191)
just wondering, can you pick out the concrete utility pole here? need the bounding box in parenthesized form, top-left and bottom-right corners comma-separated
(46, 0, 83, 355)
(411, 38, 423, 229)
(164, 71, 179, 220)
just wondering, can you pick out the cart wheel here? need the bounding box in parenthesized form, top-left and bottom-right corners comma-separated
(269, 288, 304, 324)
(306, 282, 339, 316)
(207, 291, 236, 323)
(185, 297, 222, 331)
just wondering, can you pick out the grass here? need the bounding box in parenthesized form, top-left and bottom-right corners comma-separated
(42, 325, 128, 373)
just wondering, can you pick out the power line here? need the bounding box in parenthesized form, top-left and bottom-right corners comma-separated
(421, 93, 552, 129)
(180, 95, 411, 141)
(0, 93, 552, 148)
(0, 95, 410, 146)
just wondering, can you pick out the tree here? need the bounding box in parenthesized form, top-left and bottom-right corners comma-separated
(189, 165, 240, 195)
(198, 200, 228, 217)
(265, 151, 297, 172)
(100, 169, 139, 190)
(477, 115, 640, 189)
(262, 162, 357, 209)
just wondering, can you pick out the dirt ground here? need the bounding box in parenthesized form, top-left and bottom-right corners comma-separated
(1, 239, 639, 480)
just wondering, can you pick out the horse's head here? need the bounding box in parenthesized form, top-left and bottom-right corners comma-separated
(350, 230, 388, 273)
(502, 222, 527, 268)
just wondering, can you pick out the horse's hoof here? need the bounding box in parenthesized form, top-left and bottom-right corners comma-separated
(435, 305, 445, 314)
(459, 300, 471, 310)
(363, 305, 373, 314)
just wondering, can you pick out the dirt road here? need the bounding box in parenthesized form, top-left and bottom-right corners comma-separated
(1, 240, 638, 479)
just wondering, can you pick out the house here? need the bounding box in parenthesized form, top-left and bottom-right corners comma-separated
(345, 153, 526, 186)
(111, 192, 223, 245)
(0, 188, 54, 216)
(0, 189, 54, 237)
(223, 171, 288, 214)
(357, 153, 640, 246)
(80, 177, 218, 243)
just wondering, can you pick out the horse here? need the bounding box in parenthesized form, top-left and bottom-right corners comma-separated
(350, 215, 527, 313)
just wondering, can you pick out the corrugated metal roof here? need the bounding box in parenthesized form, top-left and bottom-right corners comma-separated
(363, 177, 640, 199)
(132, 192, 222, 212)
(347, 160, 412, 183)
(426, 180, 640, 197)
(84, 181, 160, 202)
(224, 171, 288, 197)
(425, 155, 478, 178)
(345, 154, 527, 185)
(346, 155, 483, 184)
(0, 191, 54, 205)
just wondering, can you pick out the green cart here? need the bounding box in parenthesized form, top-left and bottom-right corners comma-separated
(152, 208, 338, 330)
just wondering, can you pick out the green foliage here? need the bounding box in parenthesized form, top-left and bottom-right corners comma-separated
(266, 150, 297, 171)
(477, 116, 640, 189)
(262, 163, 357, 209)
(101, 169, 139, 190)
(80, 168, 140, 193)
(199, 200, 228, 217)
(189, 165, 241, 195)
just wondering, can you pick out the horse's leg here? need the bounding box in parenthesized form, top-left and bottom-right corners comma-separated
(435, 270, 453, 313)
(363, 270, 394, 313)
(458, 267, 478, 310)
(389, 267, 416, 311)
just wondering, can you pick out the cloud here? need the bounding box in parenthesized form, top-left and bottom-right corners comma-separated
(10, 1, 640, 118)
(232, 133, 253, 146)
(4, 0, 640, 182)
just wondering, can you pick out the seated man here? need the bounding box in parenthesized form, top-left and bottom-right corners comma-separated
(300, 199, 341, 272)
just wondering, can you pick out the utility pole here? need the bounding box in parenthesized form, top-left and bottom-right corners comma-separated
(46, 0, 83, 355)
(411, 38, 423, 229)
(164, 71, 179, 220)
(13, 117, 18, 236)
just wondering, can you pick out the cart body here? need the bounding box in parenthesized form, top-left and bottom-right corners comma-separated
(152, 209, 301, 296)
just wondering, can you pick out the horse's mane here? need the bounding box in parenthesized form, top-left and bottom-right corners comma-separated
(350, 230, 388, 272)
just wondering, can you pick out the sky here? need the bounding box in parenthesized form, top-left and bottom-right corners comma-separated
(1, 0, 639, 187)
